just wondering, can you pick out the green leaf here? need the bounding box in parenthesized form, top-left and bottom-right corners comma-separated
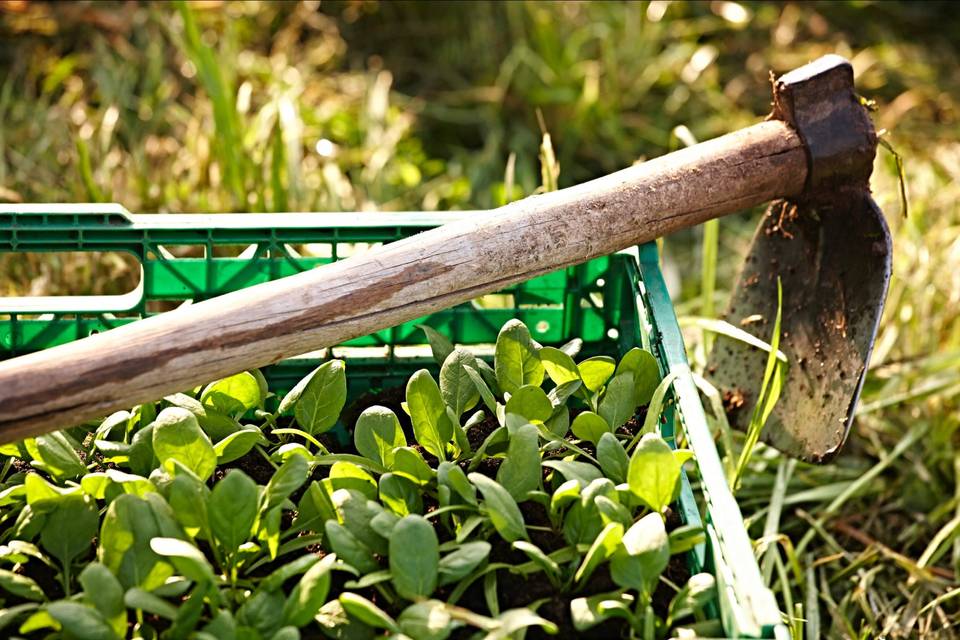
(152, 407, 217, 481)
(598, 372, 637, 429)
(570, 592, 635, 631)
(549, 479, 581, 518)
(574, 522, 624, 585)
(504, 385, 552, 425)
(542, 459, 602, 486)
(539, 347, 581, 386)
(325, 461, 379, 499)
(282, 554, 337, 628)
(78, 563, 125, 637)
(389, 515, 439, 599)
(609, 512, 670, 593)
(468, 473, 527, 542)
(578, 356, 615, 392)
(263, 453, 309, 512)
(626, 433, 693, 513)
(324, 522, 378, 574)
(379, 473, 422, 517)
(214, 427, 267, 465)
(437, 462, 477, 506)
(616, 348, 660, 406)
(438, 541, 491, 586)
(440, 348, 481, 417)
(201, 372, 262, 418)
(496, 424, 541, 500)
(418, 324, 455, 366)
(150, 537, 215, 584)
(485, 608, 558, 639)
(399, 600, 457, 640)
(98, 494, 180, 590)
(570, 411, 610, 446)
(125, 586, 179, 620)
(511, 541, 560, 581)
(293, 360, 347, 434)
(354, 406, 406, 467)
(40, 495, 98, 569)
(165, 393, 243, 442)
(0, 568, 44, 601)
(390, 447, 434, 486)
(464, 365, 499, 415)
(406, 369, 453, 461)
(596, 432, 629, 484)
(338, 593, 401, 633)
(166, 468, 211, 539)
(494, 320, 543, 395)
(46, 602, 119, 640)
(24, 432, 86, 479)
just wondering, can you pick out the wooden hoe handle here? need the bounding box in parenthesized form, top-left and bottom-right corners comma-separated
(6, 53, 887, 441)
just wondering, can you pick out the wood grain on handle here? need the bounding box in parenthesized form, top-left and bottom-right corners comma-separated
(0, 119, 807, 441)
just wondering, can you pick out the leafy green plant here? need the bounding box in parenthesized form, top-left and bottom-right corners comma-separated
(0, 319, 715, 639)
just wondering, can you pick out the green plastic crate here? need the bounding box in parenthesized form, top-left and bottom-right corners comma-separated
(0, 204, 787, 638)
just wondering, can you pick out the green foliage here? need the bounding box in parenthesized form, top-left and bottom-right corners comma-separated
(0, 320, 705, 637)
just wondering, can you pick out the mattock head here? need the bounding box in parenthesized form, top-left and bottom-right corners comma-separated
(706, 55, 893, 462)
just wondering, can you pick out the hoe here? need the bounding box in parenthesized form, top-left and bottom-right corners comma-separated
(0, 55, 892, 463)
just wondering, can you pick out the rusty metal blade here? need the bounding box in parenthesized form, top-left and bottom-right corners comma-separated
(707, 192, 892, 462)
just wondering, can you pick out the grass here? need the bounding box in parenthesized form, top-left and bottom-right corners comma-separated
(2, 1, 960, 637)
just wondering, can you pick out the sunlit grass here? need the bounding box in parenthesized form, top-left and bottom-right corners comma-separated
(1, 1, 959, 636)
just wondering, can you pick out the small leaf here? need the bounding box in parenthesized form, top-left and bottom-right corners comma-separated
(294, 360, 347, 434)
(440, 348, 481, 417)
(379, 473, 422, 516)
(626, 433, 693, 513)
(598, 372, 637, 429)
(578, 356, 615, 392)
(418, 324, 455, 366)
(512, 541, 560, 581)
(437, 462, 477, 506)
(399, 600, 457, 640)
(496, 424, 541, 500)
(324, 522, 378, 574)
(78, 563, 125, 637)
(542, 460, 602, 486)
(210, 470, 258, 556)
(214, 427, 267, 464)
(406, 370, 453, 461)
(616, 348, 660, 406)
(570, 411, 610, 446)
(338, 593, 401, 633)
(40, 495, 98, 570)
(574, 522, 624, 585)
(152, 407, 217, 481)
(468, 474, 527, 542)
(597, 432, 629, 484)
(262, 453, 309, 512)
(354, 406, 406, 467)
(24, 432, 86, 479)
(201, 372, 262, 418)
(494, 320, 543, 395)
(609, 512, 670, 594)
(0, 568, 45, 601)
(464, 365, 499, 415)
(282, 554, 337, 628)
(504, 385, 552, 425)
(485, 608, 558, 639)
(389, 515, 439, 599)
(150, 537, 215, 584)
(539, 347, 581, 386)
(438, 541, 491, 585)
(98, 494, 180, 591)
(46, 602, 119, 640)
(390, 447, 434, 486)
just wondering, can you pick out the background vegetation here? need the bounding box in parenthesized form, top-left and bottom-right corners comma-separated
(1, 1, 959, 637)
